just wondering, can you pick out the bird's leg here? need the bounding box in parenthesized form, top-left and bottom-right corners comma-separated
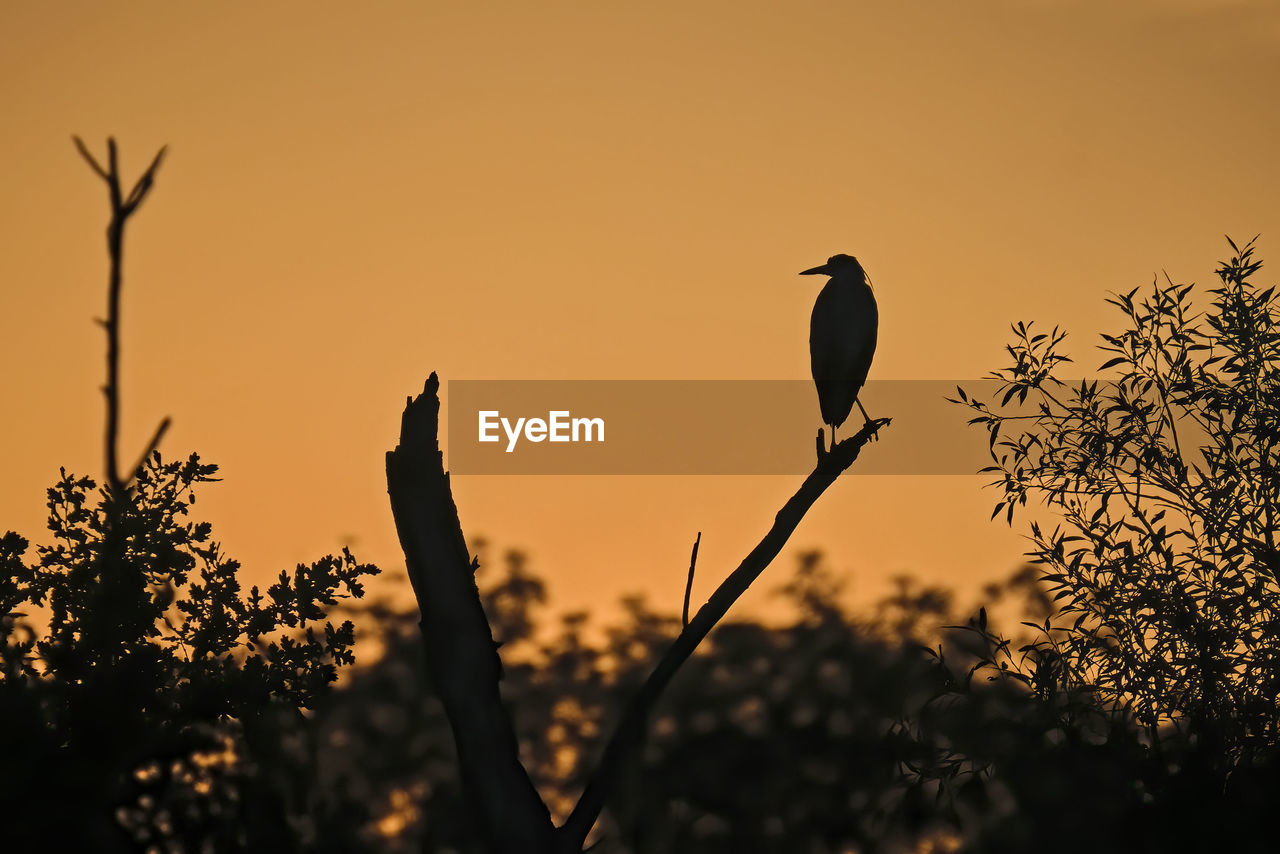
(856, 398, 880, 441)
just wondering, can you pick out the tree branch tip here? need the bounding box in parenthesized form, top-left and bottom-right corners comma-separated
(127, 417, 172, 481)
(682, 532, 702, 629)
(402, 374, 442, 407)
(72, 136, 108, 179)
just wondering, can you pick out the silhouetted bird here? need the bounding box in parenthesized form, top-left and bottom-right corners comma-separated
(801, 254, 878, 445)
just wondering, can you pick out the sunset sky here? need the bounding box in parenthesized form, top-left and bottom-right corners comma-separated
(3, 1, 1279, 624)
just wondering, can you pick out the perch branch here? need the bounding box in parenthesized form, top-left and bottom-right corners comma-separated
(558, 415, 891, 850)
(387, 372, 889, 852)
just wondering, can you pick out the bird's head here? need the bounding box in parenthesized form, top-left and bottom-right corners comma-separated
(799, 253, 866, 281)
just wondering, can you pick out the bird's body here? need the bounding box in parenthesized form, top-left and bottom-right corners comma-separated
(802, 254, 878, 439)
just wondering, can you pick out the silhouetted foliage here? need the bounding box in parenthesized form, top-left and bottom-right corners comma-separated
(0, 457, 379, 850)
(949, 237, 1280, 850)
(287, 553, 1154, 853)
(0, 138, 379, 851)
(268, 550, 1003, 853)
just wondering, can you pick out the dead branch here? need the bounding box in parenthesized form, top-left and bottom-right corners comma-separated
(386, 374, 556, 853)
(682, 532, 701, 629)
(386, 373, 889, 853)
(73, 136, 170, 494)
(559, 415, 890, 849)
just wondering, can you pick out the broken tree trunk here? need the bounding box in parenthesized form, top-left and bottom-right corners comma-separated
(386, 373, 888, 852)
(386, 374, 555, 853)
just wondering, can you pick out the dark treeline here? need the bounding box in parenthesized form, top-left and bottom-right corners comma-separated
(9, 509, 1275, 852)
(210, 545, 1280, 854)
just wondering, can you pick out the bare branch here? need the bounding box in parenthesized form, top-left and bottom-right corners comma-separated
(124, 145, 168, 212)
(73, 136, 170, 494)
(387, 371, 889, 852)
(682, 532, 701, 629)
(72, 136, 108, 179)
(559, 416, 891, 849)
(126, 417, 172, 482)
(106, 138, 123, 215)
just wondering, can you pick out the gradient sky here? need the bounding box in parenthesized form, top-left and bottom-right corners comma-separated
(3, 1, 1279, 623)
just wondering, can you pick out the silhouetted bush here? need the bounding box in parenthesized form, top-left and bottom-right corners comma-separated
(0, 459, 379, 850)
(1, 138, 380, 852)
(947, 237, 1280, 851)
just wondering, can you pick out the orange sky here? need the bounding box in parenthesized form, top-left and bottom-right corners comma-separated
(3, 1, 1279, 623)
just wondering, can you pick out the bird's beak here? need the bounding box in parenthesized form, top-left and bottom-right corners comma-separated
(799, 264, 830, 276)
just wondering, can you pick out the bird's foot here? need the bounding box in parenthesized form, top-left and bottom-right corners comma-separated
(862, 417, 890, 442)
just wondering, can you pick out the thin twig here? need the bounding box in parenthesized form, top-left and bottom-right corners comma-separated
(682, 532, 701, 629)
(72, 136, 108, 178)
(126, 416, 172, 481)
(124, 146, 168, 213)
